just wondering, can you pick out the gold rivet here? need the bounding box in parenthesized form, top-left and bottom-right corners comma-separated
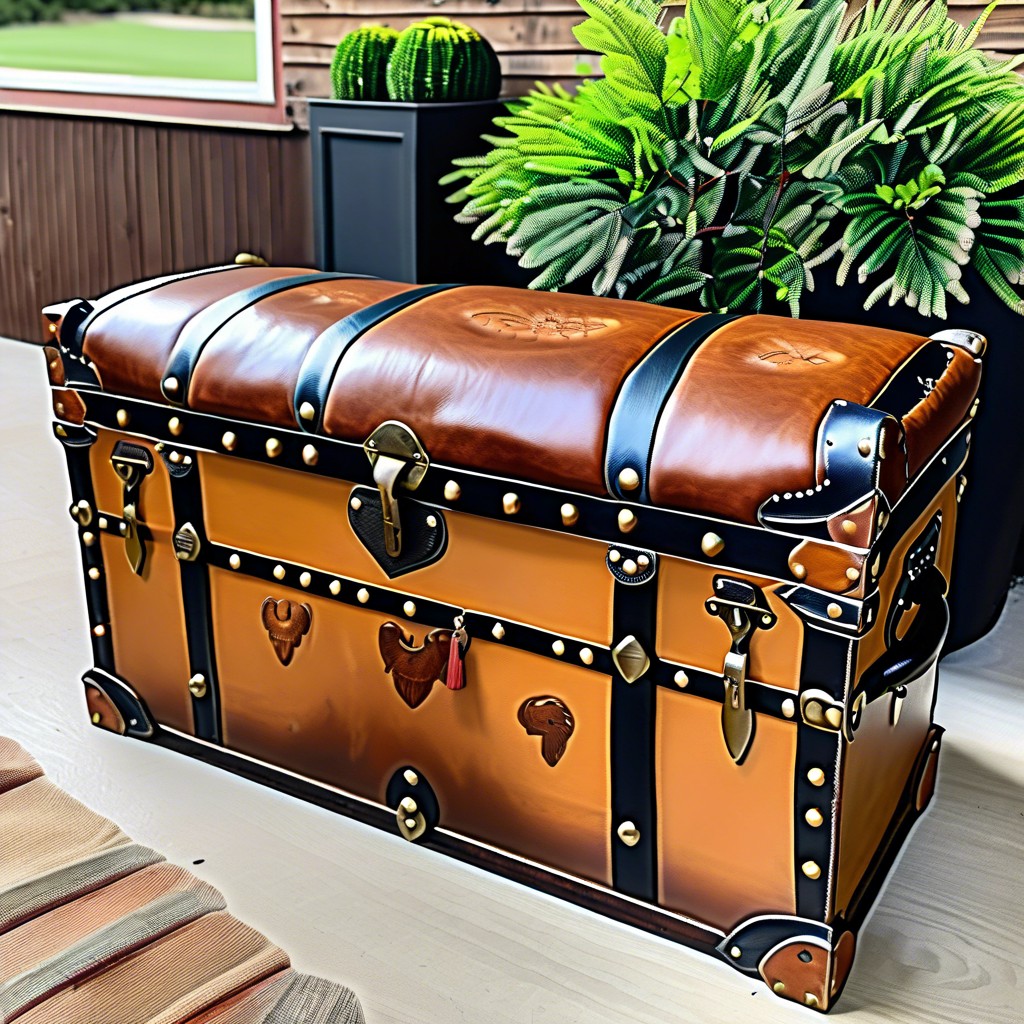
(350, 496, 362, 511)
(221, 431, 237, 451)
(846, 567, 860, 582)
(782, 698, 795, 719)
(163, 376, 179, 393)
(609, 549, 621, 563)
(403, 600, 416, 618)
(91, 711, 101, 724)
(858, 438, 872, 456)
(791, 561, 806, 580)
(426, 515, 437, 528)
(560, 503, 579, 527)
(403, 769, 419, 786)
(265, 437, 282, 459)
(802, 860, 822, 880)
(357, 588, 370, 604)
(49, 358, 59, 370)
(579, 647, 594, 666)
(55, 401, 65, 416)
(404, 818, 417, 830)
(329, 579, 341, 595)
(299, 571, 312, 588)
(119, 523, 127, 535)
(168, 416, 183, 437)
(48, 322, 58, 334)
(299, 401, 316, 422)
(807, 767, 826, 786)
(551, 640, 565, 656)
(491, 622, 505, 640)
(804, 994, 820, 1008)
(444, 480, 461, 502)
(622, 559, 638, 576)
(302, 444, 319, 466)
(969, 398, 979, 418)
(82, 531, 96, 547)
(116, 408, 130, 427)
(805, 808, 824, 828)
(188, 673, 207, 699)
(55, 425, 67, 437)
(729, 946, 742, 959)
(827, 602, 842, 619)
(92, 624, 106, 637)
(673, 669, 689, 688)
(169, 451, 182, 465)
(841, 518, 857, 536)
(701, 532, 724, 557)
(616, 821, 640, 847)
(825, 707, 843, 728)
(227, 553, 240, 570)
(399, 796, 418, 815)
(871, 553, 881, 577)
(773, 982, 786, 994)
(273, 564, 286, 580)
(88, 567, 101, 580)
(618, 467, 640, 491)
(618, 509, 637, 533)
(637, 554, 650, 569)
(761, 613, 772, 626)
(502, 492, 521, 515)
(97, 516, 108, 530)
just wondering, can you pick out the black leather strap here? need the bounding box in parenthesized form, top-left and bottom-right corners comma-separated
(605, 313, 741, 501)
(161, 272, 363, 406)
(293, 284, 460, 433)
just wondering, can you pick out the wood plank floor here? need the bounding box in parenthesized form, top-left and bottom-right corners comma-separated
(1, 336, 1022, 1024)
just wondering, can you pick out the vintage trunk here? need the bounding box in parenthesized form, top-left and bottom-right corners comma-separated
(41, 266, 984, 1011)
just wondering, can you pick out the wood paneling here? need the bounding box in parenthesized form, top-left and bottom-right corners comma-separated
(0, 112, 314, 342)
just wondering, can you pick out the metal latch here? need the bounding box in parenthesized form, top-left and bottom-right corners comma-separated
(706, 577, 777, 764)
(110, 441, 154, 575)
(363, 421, 429, 559)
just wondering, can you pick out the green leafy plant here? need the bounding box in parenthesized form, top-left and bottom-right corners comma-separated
(386, 16, 501, 102)
(331, 25, 399, 101)
(445, 0, 1024, 318)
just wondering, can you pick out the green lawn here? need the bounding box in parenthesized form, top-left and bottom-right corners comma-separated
(0, 19, 256, 81)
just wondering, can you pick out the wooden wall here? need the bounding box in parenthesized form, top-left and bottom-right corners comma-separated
(0, 113, 314, 342)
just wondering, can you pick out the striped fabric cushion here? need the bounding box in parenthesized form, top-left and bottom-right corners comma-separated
(0, 737, 365, 1024)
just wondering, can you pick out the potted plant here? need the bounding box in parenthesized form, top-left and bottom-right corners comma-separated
(309, 18, 529, 287)
(444, 0, 1024, 650)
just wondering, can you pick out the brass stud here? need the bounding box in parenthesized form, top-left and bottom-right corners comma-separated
(350, 496, 362, 511)
(302, 444, 319, 466)
(773, 982, 786, 994)
(403, 769, 419, 786)
(791, 561, 807, 580)
(273, 564, 286, 580)
(846, 567, 860, 582)
(801, 860, 822, 880)
(618, 467, 640, 491)
(782, 698, 796, 719)
(55, 425, 67, 437)
(673, 669, 689, 688)
(299, 401, 316, 422)
(826, 602, 842, 620)
(729, 946, 742, 959)
(618, 509, 637, 533)
(551, 640, 565, 656)
(858, 438, 872, 456)
(637, 554, 650, 569)
(805, 808, 824, 828)
(163, 376, 179, 394)
(329, 579, 341, 596)
(357, 588, 370, 604)
(491, 622, 505, 640)
(969, 398, 979, 418)
(169, 451, 182, 465)
(444, 480, 462, 502)
(399, 796, 418, 815)
(88, 567, 101, 580)
(229, 553, 241, 570)
(92, 624, 106, 637)
(55, 401, 65, 416)
(761, 613, 773, 626)
(502, 492, 521, 515)
(841, 519, 857, 536)
(168, 416, 183, 437)
(48, 322, 58, 334)
(426, 515, 437, 528)
(871, 553, 881, 577)
(825, 707, 843, 729)
(221, 431, 237, 451)
(579, 647, 594, 666)
(701, 532, 724, 557)
(82, 531, 96, 547)
(116, 408, 130, 428)
(404, 818, 418, 830)
(91, 712, 102, 725)
(804, 994, 820, 1008)
(611, 635, 649, 683)
(622, 559, 638, 576)
(403, 600, 417, 618)
(119, 523, 127, 535)
(616, 821, 640, 847)
(299, 571, 312, 588)
(98, 516, 108, 530)
(265, 437, 282, 459)
(807, 767, 826, 787)
(188, 673, 207, 699)
(608, 549, 621, 564)
(560, 503, 579, 527)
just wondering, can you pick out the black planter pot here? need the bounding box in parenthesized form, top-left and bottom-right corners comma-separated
(309, 98, 532, 287)
(800, 264, 1024, 652)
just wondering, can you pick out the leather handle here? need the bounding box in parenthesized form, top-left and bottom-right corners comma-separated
(856, 565, 949, 706)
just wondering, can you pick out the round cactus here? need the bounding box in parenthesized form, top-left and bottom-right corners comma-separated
(386, 17, 501, 103)
(330, 25, 399, 101)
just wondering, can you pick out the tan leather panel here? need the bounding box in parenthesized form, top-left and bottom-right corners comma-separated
(188, 278, 418, 425)
(101, 532, 192, 733)
(657, 557, 803, 689)
(787, 539, 866, 597)
(212, 570, 612, 885)
(648, 316, 926, 522)
(81, 267, 309, 402)
(89, 429, 175, 533)
(321, 286, 698, 495)
(657, 691, 796, 929)
(52, 388, 85, 425)
(198, 455, 612, 642)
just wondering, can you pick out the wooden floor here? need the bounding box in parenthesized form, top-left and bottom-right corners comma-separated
(1, 336, 1022, 1024)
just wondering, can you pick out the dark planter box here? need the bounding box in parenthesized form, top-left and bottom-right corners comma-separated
(309, 98, 532, 287)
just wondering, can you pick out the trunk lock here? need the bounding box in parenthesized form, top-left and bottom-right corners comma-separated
(363, 421, 430, 559)
(110, 441, 154, 575)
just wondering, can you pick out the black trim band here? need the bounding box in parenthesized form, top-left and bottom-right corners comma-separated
(293, 283, 460, 433)
(605, 314, 741, 501)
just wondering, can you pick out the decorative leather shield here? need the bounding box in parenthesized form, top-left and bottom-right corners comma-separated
(518, 697, 575, 767)
(378, 622, 452, 709)
(261, 597, 312, 666)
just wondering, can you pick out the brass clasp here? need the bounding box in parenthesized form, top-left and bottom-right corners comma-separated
(110, 441, 153, 575)
(363, 421, 429, 559)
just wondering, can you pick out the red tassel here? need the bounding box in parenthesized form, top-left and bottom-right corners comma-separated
(446, 632, 466, 690)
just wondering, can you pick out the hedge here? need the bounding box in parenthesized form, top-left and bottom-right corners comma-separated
(0, 1, 254, 28)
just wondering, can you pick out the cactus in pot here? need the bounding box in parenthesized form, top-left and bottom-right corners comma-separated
(331, 25, 400, 101)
